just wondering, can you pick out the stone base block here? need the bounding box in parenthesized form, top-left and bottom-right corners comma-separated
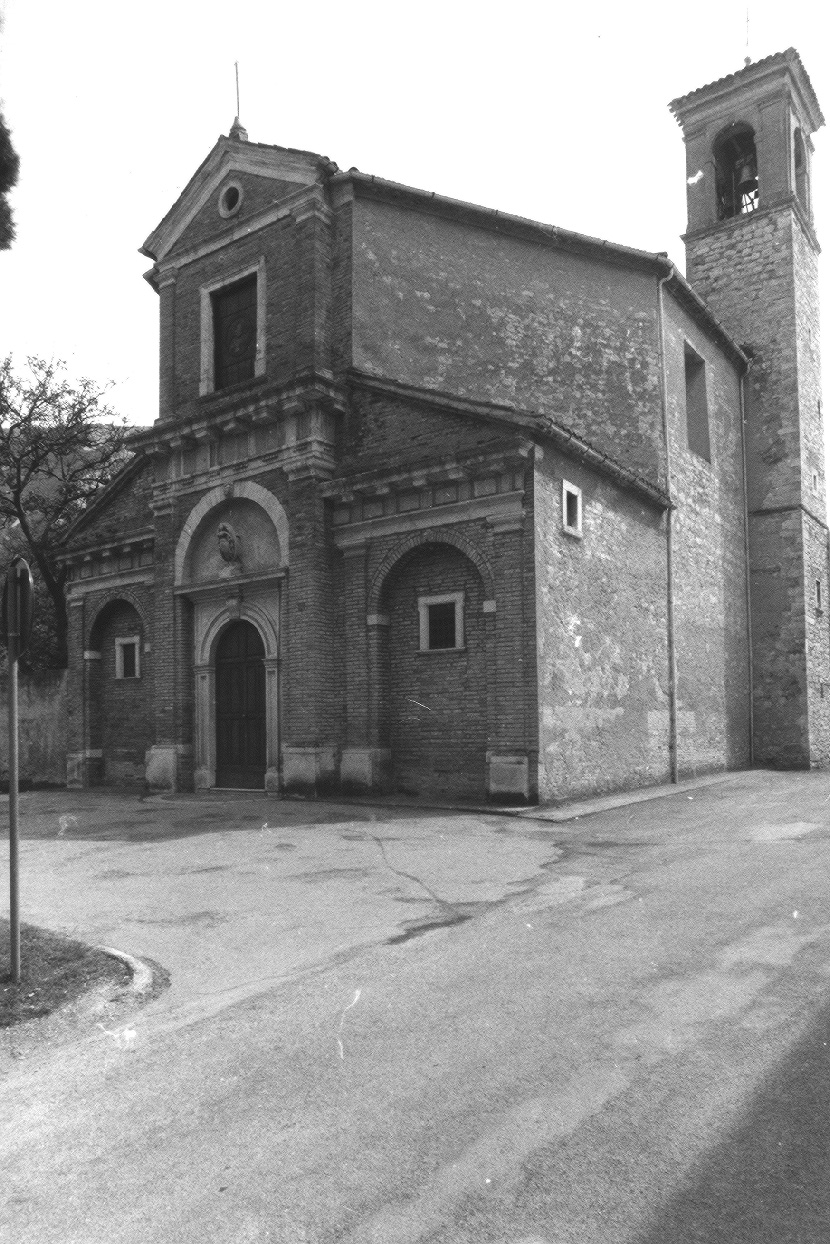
(282, 745, 339, 796)
(66, 750, 103, 789)
(340, 748, 392, 794)
(144, 745, 186, 793)
(487, 752, 532, 804)
(194, 766, 212, 791)
(265, 765, 281, 795)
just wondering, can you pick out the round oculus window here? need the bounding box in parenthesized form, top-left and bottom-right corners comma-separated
(219, 183, 243, 218)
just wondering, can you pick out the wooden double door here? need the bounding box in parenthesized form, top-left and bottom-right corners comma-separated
(215, 620, 266, 789)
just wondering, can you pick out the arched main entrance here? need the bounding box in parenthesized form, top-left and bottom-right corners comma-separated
(215, 620, 266, 788)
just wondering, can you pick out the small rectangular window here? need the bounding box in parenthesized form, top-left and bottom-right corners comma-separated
(816, 580, 823, 612)
(418, 593, 464, 651)
(685, 345, 711, 461)
(562, 480, 583, 537)
(115, 636, 141, 679)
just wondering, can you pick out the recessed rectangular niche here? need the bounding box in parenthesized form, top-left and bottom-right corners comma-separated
(685, 344, 711, 461)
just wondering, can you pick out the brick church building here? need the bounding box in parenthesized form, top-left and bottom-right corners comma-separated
(60, 50, 829, 803)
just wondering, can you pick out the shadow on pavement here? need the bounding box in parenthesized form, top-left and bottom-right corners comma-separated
(633, 996, 830, 1244)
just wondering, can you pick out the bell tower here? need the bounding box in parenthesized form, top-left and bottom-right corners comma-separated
(671, 50, 829, 768)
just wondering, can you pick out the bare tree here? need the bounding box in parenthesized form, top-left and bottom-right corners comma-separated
(0, 357, 131, 667)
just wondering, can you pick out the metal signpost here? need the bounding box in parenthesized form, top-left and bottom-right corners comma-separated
(2, 557, 34, 985)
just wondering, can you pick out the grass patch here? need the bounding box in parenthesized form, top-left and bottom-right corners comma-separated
(0, 920, 128, 1028)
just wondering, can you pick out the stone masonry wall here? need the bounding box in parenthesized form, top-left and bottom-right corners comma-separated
(663, 295, 752, 775)
(0, 669, 67, 788)
(533, 449, 670, 802)
(687, 204, 829, 766)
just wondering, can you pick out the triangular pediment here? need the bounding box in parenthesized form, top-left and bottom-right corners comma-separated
(141, 137, 335, 264)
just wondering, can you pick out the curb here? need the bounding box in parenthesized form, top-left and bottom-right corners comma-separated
(100, 946, 154, 996)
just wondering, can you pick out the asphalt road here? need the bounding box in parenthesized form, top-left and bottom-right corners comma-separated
(2, 771, 830, 1242)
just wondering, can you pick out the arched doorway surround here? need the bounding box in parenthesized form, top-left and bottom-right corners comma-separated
(176, 482, 287, 793)
(214, 620, 267, 788)
(194, 600, 280, 792)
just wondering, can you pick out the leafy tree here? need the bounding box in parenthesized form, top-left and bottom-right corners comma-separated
(0, 357, 131, 668)
(0, 110, 19, 250)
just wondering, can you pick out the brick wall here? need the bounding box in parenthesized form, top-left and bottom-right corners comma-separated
(351, 196, 665, 486)
(68, 461, 154, 552)
(341, 388, 517, 475)
(171, 173, 302, 257)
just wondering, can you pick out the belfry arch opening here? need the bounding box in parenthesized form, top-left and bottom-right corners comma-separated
(713, 124, 758, 219)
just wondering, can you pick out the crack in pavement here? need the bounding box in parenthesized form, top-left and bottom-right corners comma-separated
(369, 834, 462, 917)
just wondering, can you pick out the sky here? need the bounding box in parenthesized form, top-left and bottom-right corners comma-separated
(1, 0, 828, 430)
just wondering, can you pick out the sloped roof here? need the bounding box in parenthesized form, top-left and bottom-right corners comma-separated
(670, 48, 824, 130)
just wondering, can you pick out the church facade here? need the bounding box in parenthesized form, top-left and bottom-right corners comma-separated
(60, 50, 829, 803)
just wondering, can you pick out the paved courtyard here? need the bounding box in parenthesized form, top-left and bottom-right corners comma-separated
(2, 770, 830, 1242)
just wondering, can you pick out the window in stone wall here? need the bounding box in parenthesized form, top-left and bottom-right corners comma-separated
(418, 592, 465, 651)
(684, 345, 711, 462)
(562, 480, 583, 537)
(115, 636, 141, 679)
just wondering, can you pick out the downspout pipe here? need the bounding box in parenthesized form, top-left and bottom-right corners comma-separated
(739, 366, 755, 766)
(657, 267, 679, 784)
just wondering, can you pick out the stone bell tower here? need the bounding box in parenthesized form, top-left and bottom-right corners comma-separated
(671, 50, 830, 768)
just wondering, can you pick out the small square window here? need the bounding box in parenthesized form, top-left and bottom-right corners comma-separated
(562, 480, 583, 537)
(418, 593, 464, 651)
(115, 636, 141, 679)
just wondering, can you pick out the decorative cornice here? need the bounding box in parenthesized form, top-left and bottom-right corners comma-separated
(332, 491, 524, 550)
(670, 49, 824, 133)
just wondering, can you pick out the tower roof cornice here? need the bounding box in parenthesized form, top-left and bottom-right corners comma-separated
(669, 48, 824, 134)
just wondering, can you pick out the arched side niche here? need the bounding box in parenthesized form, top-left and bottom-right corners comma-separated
(86, 596, 152, 788)
(175, 481, 289, 586)
(368, 528, 495, 615)
(376, 540, 491, 800)
(713, 123, 758, 219)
